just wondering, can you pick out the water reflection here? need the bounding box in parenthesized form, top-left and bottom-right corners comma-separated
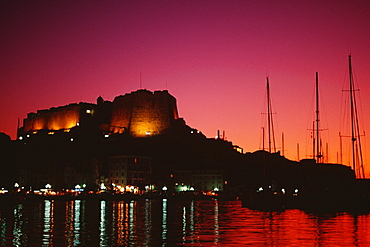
(162, 198, 167, 242)
(13, 203, 24, 246)
(0, 200, 369, 246)
(43, 200, 54, 245)
(73, 200, 81, 246)
(99, 200, 107, 246)
(214, 199, 219, 244)
(144, 199, 152, 246)
(129, 200, 135, 244)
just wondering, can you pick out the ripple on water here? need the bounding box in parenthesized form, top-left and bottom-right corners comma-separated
(0, 199, 369, 246)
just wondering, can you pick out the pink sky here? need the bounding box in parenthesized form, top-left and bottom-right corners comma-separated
(1, 1, 370, 176)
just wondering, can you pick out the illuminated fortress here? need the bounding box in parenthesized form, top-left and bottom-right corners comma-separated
(110, 90, 179, 137)
(19, 89, 180, 137)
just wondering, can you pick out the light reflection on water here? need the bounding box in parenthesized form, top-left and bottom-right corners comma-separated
(0, 199, 370, 246)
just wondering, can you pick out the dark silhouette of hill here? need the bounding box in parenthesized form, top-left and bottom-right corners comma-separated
(0, 121, 356, 199)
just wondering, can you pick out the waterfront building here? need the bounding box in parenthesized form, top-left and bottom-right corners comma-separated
(173, 169, 225, 192)
(108, 156, 151, 192)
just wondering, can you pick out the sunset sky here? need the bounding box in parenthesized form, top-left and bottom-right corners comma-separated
(1, 1, 369, 176)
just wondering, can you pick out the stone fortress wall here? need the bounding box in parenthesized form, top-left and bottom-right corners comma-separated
(22, 103, 96, 133)
(110, 89, 179, 137)
(20, 90, 179, 137)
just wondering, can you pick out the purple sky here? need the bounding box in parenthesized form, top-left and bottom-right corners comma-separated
(1, 1, 370, 176)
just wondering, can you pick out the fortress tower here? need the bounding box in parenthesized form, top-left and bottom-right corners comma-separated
(110, 90, 179, 137)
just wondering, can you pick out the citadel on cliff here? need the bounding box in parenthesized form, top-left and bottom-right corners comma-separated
(13, 89, 238, 193)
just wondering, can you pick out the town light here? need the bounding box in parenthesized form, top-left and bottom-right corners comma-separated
(45, 184, 52, 189)
(100, 183, 106, 190)
(293, 188, 299, 196)
(162, 186, 168, 191)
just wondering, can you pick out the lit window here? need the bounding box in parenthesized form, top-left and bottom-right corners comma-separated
(86, 109, 91, 114)
(104, 134, 109, 138)
(145, 131, 151, 136)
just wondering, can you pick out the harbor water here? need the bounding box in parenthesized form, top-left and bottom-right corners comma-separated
(1, 199, 370, 246)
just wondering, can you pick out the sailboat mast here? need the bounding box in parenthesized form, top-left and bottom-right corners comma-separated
(312, 121, 315, 159)
(266, 77, 276, 153)
(267, 77, 271, 152)
(282, 132, 285, 156)
(348, 55, 356, 174)
(339, 132, 343, 165)
(348, 55, 365, 178)
(262, 127, 265, 151)
(315, 72, 322, 163)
